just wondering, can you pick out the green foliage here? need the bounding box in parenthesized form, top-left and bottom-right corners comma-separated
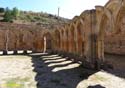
(5, 77, 31, 88)
(0, 7, 4, 13)
(26, 15, 33, 20)
(3, 7, 20, 22)
(11, 7, 20, 19)
(3, 7, 13, 22)
(5, 79, 23, 88)
(34, 16, 40, 20)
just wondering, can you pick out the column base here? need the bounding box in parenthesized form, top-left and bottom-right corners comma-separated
(23, 50, 27, 54)
(3, 50, 7, 55)
(13, 50, 17, 54)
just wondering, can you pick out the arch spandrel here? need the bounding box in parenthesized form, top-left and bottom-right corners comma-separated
(105, 0, 122, 11)
(115, 4, 125, 34)
(105, 0, 123, 22)
(76, 18, 86, 37)
(97, 7, 114, 39)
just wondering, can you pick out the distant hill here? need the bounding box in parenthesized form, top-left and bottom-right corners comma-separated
(0, 8, 70, 29)
(15, 11, 69, 25)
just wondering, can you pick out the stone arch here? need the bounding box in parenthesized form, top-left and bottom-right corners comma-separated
(98, 8, 114, 37)
(69, 23, 76, 53)
(101, 16, 112, 36)
(107, 3, 125, 55)
(42, 31, 53, 53)
(32, 30, 44, 52)
(76, 19, 84, 56)
(79, 13, 90, 59)
(115, 4, 125, 34)
(98, 12, 112, 61)
(0, 30, 7, 51)
(97, 0, 125, 57)
(105, 0, 123, 32)
(105, 0, 122, 12)
(95, 5, 114, 60)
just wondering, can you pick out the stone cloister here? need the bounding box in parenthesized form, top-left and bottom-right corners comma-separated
(0, 0, 125, 69)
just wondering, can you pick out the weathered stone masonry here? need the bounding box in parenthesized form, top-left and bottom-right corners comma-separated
(0, 0, 125, 69)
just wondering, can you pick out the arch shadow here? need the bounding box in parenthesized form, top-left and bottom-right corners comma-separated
(30, 53, 97, 88)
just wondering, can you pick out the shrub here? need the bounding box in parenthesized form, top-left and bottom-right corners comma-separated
(0, 7, 4, 13)
(3, 7, 13, 22)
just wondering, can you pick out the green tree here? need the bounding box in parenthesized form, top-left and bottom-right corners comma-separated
(0, 7, 4, 13)
(3, 7, 13, 22)
(11, 7, 19, 19)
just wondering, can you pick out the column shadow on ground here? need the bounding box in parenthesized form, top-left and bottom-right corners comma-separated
(29, 53, 97, 88)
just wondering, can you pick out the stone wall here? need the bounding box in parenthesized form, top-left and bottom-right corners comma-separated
(105, 33, 125, 55)
(0, 22, 45, 52)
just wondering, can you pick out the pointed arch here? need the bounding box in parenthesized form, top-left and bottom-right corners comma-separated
(69, 23, 76, 53)
(42, 31, 53, 53)
(115, 3, 125, 34)
(76, 19, 84, 56)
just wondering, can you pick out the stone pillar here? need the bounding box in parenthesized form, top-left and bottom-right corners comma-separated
(63, 30, 67, 52)
(95, 6, 105, 69)
(65, 30, 69, 53)
(60, 30, 63, 52)
(96, 39, 104, 61)
(43, 36, 46, 53)
(41, 38, 44, 53)
(23, 50, 27, 54)
(13, 50, 17, 54)
(74, 25, 78, 54)
(3, 50, 7, 55)
(68, 29, 72, 53)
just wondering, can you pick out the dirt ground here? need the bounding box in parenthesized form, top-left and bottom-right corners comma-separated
(105, 54, 125, 70)
(0, 53, 125, 88)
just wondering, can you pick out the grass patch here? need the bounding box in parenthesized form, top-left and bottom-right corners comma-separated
(94, 74, 107, 81)
(4, 77, 31, 88)
(6, 80, 23, 88)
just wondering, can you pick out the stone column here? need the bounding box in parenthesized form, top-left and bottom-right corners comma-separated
(43, 36, 46, 53)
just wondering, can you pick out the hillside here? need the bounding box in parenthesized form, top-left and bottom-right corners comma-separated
(15, 11, 69, 25)
(0, 10, 70, 29)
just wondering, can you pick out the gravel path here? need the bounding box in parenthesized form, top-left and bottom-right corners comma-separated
(0, 54, 124, 88)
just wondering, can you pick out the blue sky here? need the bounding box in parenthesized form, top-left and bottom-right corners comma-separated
(0, 0, 109, 19)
